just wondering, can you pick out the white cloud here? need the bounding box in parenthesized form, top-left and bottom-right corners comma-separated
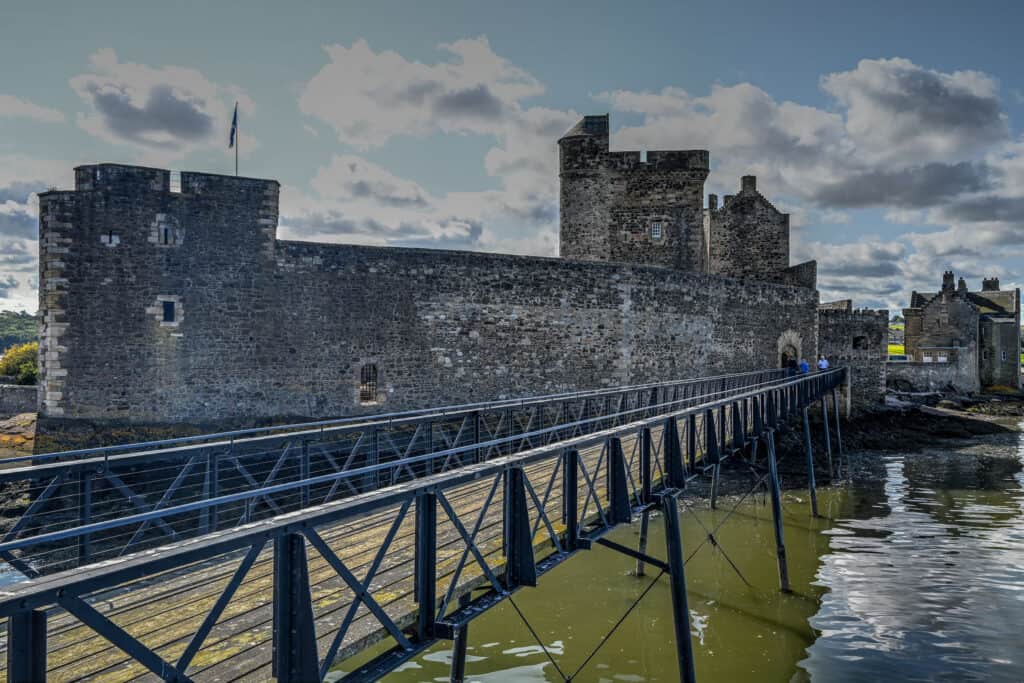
(0, 95, 65, 123)
(299, 37, 544, 148)
(821, 58, 1008, 165)
(69, 48, 257, 163)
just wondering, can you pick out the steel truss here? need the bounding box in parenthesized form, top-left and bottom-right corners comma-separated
(0, 369, 788, 577)
(0, 369, 846, 682)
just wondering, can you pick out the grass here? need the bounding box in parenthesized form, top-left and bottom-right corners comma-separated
(888, 344, 905, 356)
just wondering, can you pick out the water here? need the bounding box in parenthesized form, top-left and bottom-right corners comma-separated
(378, 424, 1024, 682)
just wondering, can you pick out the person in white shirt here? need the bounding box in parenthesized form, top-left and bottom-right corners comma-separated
(817, 355, 830, 371)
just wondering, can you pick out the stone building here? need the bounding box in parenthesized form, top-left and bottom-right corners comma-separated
(818, 301, 889, 405)
(36, 115, 885, 427)
(896, 271, 1021, 392)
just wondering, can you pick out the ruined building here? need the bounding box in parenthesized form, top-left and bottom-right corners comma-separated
(894, 272, 1021, 392)
(36, 115, 884, 427)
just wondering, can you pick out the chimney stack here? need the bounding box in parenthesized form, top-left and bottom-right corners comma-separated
(741, 175, 757, 192)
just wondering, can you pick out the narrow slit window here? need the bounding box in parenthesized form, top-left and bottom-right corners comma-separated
(161, 227, 170, 245)
(162, 301, 176, 323)
(359, 364, 378, 404)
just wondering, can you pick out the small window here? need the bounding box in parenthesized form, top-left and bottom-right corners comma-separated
(1002, 351, 1008, 362)
(100, 231, 121, 247)
(359, 364, 378, 404)
(852, 335, 869, 350)
(937, 355, 948, 363)
(160, 227, 171, 245)
(923, 355, 933, 363)
(162, 301, 176, 323)
(651, 222, 663, 240)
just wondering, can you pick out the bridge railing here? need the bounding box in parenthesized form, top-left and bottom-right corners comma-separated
(0, 369, 791, 579)
(0, 368, 847, 683)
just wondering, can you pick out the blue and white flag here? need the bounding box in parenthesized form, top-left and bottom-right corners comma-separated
(229, 103, 238, 148)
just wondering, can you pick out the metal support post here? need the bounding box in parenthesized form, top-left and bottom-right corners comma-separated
(661, 492, 697, 683)
(505, 467, 538, 588)
(415, 492, 437, 640)
(832, 386, 843, 456)
(78, 470, 92, 566)
(765, 431, 791, 592)
(640, 427, 652, 503)
(562, 450, 579, 550)
(706, 410, 721, 509)
(272, 533, 319, 683)
(802, 407, 819, 517)
(607, 438, 631, 525)
(449, 593, 471, 683)
(300, 440, 311, 509)
(821, 395, 833, 477)
(8, 610, 46, 683)
(663, 418, 685, 489)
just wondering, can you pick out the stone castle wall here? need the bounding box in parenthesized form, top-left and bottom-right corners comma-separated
(818, 307, 889, 405)
(38, 164, 819, 425)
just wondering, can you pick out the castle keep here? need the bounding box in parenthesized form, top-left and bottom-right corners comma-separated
(37, 115, 885, 426)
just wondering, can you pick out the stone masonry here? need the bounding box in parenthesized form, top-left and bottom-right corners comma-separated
(818, 302, 888, 405)
(35, 115, 887, 427)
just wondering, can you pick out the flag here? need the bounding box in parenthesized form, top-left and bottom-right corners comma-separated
(229, 103, 238, 149)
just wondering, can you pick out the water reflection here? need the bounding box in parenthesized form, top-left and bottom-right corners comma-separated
(801, 432, 1024, 683)
(379, 426, 1024, 682)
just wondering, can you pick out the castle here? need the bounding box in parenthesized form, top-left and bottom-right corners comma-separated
(36, 115, 886, 427)
(891, 271, 1021, 393)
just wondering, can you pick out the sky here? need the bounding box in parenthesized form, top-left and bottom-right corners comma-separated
(1, 0, 1022, 314)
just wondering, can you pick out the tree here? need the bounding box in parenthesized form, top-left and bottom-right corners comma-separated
(0, 341, 38, 385)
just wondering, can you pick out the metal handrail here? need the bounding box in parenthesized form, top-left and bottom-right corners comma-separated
(0, 369, 843, 560)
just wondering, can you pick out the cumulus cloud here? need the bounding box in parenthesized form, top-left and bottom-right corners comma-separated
(820, 58, 1008, 164)
(299, 37, 544, 147)
(289, 38, 575, 257)
(0, 276, 19, 300)
(69, 48, 255, 161)
(0, 95, 65, 123)
(0, 181, 45, 240)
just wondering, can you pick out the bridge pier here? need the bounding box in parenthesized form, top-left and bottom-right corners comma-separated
(821, 395, 833, 477)
(801, 406, 819, 517)
(764, 431, 791, 592)
(636, 427, 653, 577)
(661, 491, 697, 683)
(449, 593, 471, 683)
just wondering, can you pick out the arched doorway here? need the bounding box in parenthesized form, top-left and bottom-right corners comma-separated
(776, 329, 803, 370)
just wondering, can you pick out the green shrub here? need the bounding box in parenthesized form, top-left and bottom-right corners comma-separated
(0, 341, 38, 385)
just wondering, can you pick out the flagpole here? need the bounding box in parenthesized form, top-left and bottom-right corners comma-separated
(235, 108, 239, 177)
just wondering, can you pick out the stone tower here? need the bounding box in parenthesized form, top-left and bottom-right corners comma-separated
(558, 114, 710, 271)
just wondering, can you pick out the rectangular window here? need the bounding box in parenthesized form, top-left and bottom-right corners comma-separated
(162, 301, 176, 323)
(1002, 351, 1008, 362)
(922, 356, 933, 363)
(651, 222, 663, 240)
(937, 355, 948, 363)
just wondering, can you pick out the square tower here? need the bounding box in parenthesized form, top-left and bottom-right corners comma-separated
(558, 115, 710, 271)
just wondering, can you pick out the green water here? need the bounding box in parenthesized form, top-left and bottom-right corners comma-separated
(379, 426, 1024, 682)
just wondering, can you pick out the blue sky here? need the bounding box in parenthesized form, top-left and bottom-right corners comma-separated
(1, 0, 1022, 312)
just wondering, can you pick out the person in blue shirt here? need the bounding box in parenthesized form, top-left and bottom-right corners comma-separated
(798, 358, 810, 374)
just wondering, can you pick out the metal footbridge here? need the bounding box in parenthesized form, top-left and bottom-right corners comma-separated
(0, 367, 846, 682)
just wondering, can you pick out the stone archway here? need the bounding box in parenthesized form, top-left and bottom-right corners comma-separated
(777, 329, 803, 368)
